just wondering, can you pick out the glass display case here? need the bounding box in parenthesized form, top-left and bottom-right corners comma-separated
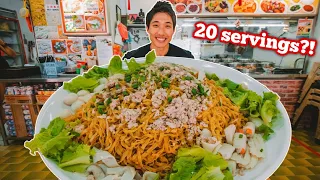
(126, 17, 311, 73)
(0, 7, 26, 67)
(173, 18, 309, 73)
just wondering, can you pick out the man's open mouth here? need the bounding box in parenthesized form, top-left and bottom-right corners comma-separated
(156, 37, 167, 42)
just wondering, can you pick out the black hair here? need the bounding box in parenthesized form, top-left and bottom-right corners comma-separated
(146, 1, 176, 29)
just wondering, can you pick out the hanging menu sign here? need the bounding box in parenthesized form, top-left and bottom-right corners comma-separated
(60, 0, 108, 35)
(45, 4, 61, 26)
(167, 0, 319, 16)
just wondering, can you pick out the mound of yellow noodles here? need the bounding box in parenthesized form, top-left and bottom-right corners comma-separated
(64, 62, 247, 175)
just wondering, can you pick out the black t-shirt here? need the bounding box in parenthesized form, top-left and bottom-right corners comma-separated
(123, 43, 194, 60)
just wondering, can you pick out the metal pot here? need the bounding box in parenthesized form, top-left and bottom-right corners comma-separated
(64, 66, 76, 74)
(222, 57, 235, 63)
(261, 62, 275, 72)
(208, 57, 221, 63)
(237, 62, 257, 73)
(238, 58, 253, 63)
(228, 62, 242, 69)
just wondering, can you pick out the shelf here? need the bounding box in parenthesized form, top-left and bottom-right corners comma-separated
(2, 53, 22, 58)
(5, 136, 33, 140)
(0, 29, 15, 33)
(200, 43, 222, 45)
(176, 13, 317, 19)
(127, 24, 145, 27)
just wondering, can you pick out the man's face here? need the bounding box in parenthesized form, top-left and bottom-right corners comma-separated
(147, 12, 175, 48)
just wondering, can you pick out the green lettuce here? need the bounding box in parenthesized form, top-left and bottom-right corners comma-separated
(241, 91, 262, 118)
(169, 157, 197, 180)
(205, 73, 219, 81)
(260, 100, 279, 127)
(260, 92, 279, 126)
(108, 55, 126, 75)
(24, 117, 73, 162)
(64, 76, 99, 93)
(25, 117, 96, 173)
(125, 58, 142, 72)
(257, 124, 275, 141)
(59, 143, 95, 173)
(83, 66, 109, 80)
(145, 49, 156, 65)
(198, 166, 225, 180)
(169, 147, 233, 180)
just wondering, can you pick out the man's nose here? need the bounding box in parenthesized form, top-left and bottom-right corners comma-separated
(157, 26, 165, 35)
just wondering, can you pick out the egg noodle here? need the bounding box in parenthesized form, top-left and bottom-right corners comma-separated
(64, 62, 248, 176)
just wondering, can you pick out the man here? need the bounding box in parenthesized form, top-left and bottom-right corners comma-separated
(123, 1, 194, 59)
(0, 39, 16, 69)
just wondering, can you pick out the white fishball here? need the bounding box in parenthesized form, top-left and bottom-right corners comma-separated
(99, 77, 107, 84)
(71, 100, 85, 112)
(77, 90, 90, 96)
(94, 84, 105, 93)
(78, 93, 94, 103)
(63, 93, 78, 106)
(59, 109, 73, 119)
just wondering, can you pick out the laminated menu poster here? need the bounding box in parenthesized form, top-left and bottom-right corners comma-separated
(167, 0, 203, 14)
(51, 39, 67, 55)
(34, 26, 59, 39)
(167, 0, 318, 15)
(45, 4, 62, 26)
(36, 39, 53, 55)
(82, 37, 98, 68)
(296, 18, 313, 38)
(60, 0, 108, 35)
(96, 36, 113, 65)
(66, 38, 83, 63)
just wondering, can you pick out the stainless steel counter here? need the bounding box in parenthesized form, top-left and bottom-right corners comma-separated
(0, 75, 77, 83)
(0, 73, 307, 83)
(247, 73, 307, 79)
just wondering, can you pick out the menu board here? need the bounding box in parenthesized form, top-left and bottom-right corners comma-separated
(168, 0, 319, 16)
(60, 0, 108, 35)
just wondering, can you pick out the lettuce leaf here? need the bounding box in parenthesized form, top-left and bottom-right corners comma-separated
(170, 147, 233, 180)
(241, 91, 262, 117)
(59, 143, 93, 171)
(24, 117, 73, 162)
(177, 146, 210, 159)
(62, 164, 91, 173)
(223, 170, 233, 180)
(125, 58, 142, 72)
(145, 49, 156, 65)
(263, 92, 279, 103)
(257, 124, 275, 141)
(169, 157, 197, 180)
(205, 73, 220, 81)
(63, 76, 99, 93)
(83, 66, 109, 80)
(108, 56, 126, 75)
(202, 155, 228, 170)
(198, 166, 225, 180)
(260, 100, 279, 127)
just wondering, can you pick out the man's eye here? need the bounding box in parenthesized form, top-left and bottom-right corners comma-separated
(153, 25, 158, 27)
(166, 25, 172, 28)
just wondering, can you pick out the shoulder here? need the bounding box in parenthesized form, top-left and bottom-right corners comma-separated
(169, 44, 194, 59)
(123, 44, 150, 60)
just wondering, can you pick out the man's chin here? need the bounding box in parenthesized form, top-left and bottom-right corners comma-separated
(152, 42, 170, 49)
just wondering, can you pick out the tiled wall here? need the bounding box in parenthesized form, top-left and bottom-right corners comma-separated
(259, 79, 305, 119)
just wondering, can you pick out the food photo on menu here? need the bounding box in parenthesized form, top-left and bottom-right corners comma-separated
(1, 0, 320, 179)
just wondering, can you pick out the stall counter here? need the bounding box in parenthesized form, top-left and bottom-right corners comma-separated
(0, 73, 308, 83)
